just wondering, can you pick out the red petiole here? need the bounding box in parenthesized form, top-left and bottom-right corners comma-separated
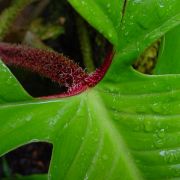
(0, 43, 114, 99)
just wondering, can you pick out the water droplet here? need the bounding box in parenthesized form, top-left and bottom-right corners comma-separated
(133, 0, 142, 3)
(107, 3, 111, 8)
(6, 76, 13, 85)
(159, 150, 165, 156)
(159, 1, 164, 8)
(144, 120, 153, 132)
(130, 15, 134, 20)
(136, 41, 140, 52)
(151, 103, 162, 113)
(108, 33, 112, 38)
(134, 116, 144, 131)
(160, 150, 178, 163)
(153, 128, 166, 148)
(157, 129, 165, 138)
(112, 96, 116, 103)
(84, 174, 89, 180)
(81, 0, 85, 5)
(49, 117, 57, 127)
(25, 115, 32, 122)
(63, 123, 68, 129)
(125, 32, 129, 36)
(154, 139, 164, 148)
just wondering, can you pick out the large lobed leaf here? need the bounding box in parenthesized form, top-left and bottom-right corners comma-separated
(0, 0, 180, 179)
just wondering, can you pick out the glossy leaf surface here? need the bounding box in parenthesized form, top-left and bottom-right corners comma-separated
(0, 0, 180, 179)
(68, 0, 123, 46)
(154, 25, 180, 74)
(0, 60, 31, 102)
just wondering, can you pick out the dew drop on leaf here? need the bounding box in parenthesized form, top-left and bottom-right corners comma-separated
(125, 31, 129, 36)
(153, 128, 166, 148)
(63, 123, 69, 129)
(108, 32, 113, 38)
(133, 0, 142, 5)
(25, 115, 32, 122)
(144, 120, 153, 132)
(84, 174, 89, 180)
(130, 15, 134, 20)
(158, 0, 165, 8)
(107, 3, 110, 8)
(156, 128, 165, 138)
(154, 139, 164, 148)
(151, 102, 162, 113)
(6, 76, 13, 85)
(160, 150, 178, 163)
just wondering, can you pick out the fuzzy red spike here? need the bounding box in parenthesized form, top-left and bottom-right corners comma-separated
(0, 42, 114, 98)
(0, 42, 88, 88)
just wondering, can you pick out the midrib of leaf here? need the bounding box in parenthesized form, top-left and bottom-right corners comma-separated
(59, 98, 99, 180)
(47, 89, 143, 180)
(96, 68, 180, 179)
(86, 89, 143, 180)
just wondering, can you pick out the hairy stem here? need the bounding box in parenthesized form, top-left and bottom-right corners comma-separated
(0, 43, 113, 97)
(0, 43, 88, 88)
(0, 0, 34, 40)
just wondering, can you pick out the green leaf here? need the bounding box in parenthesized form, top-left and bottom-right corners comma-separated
(0, 0, 180, 180)
(1, 66, 180, 179)
(69, 0, 180, 66)
(0, 59, 31, 103)
(95, 68, 180, 179)
(68, 0, 123, 46)
(154, 25, 180, 74)
(116, 0, 180, 59)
